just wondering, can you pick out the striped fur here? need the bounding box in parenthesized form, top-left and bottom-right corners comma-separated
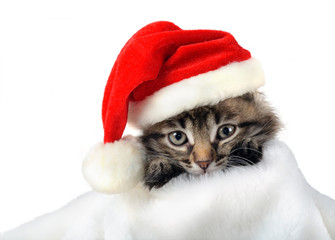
(140, 92, 281, 189)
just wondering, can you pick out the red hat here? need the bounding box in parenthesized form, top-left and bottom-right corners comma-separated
(83, 22, 264, 194)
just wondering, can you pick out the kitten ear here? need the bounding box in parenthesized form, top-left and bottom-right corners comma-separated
(82, 135, 145, 194)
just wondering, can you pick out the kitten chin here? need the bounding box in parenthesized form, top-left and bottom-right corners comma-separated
(140, 92, 281, 189)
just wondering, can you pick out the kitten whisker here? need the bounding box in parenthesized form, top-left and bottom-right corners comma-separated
(228, 155, 255, 167)
(229, 147, 262, 155)
(229, 155, 255, 164)
(227, 161, 252, 168)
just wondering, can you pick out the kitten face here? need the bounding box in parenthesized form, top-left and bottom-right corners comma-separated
(140, 92, 281, 189)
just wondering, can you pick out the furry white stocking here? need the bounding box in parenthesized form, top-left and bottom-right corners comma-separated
(2, 140, 335, 240)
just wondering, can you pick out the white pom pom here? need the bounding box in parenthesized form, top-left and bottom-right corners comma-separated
(82, 136, 145, 194)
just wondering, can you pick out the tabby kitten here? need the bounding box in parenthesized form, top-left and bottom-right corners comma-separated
(140, 92, 281, 189)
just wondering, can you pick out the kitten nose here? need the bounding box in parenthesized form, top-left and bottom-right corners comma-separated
(196, 160, 211, 170)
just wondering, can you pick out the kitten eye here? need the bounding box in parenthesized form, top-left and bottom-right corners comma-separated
(217, 124, 236, 140)
(168, 131, 188, 146)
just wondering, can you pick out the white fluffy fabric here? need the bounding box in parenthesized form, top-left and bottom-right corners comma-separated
(82, 136, 145, 194)
(2, 140, 335, 240)
(128, 58, 264, 128)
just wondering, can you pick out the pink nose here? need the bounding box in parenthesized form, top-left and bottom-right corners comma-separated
(196, 160, 210, 170)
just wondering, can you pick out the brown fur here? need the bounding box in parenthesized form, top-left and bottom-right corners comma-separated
(140, 92, 281, 189)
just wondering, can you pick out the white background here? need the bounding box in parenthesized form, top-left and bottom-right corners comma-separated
(1, 0, 335, 232)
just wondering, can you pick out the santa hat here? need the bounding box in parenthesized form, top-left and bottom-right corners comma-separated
(82, 21, 265, 194)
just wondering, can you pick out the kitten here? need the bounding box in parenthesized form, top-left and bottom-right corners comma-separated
(141, 92, 281, 189)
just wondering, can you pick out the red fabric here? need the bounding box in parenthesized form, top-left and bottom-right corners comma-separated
(102, 21, 251, 143)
